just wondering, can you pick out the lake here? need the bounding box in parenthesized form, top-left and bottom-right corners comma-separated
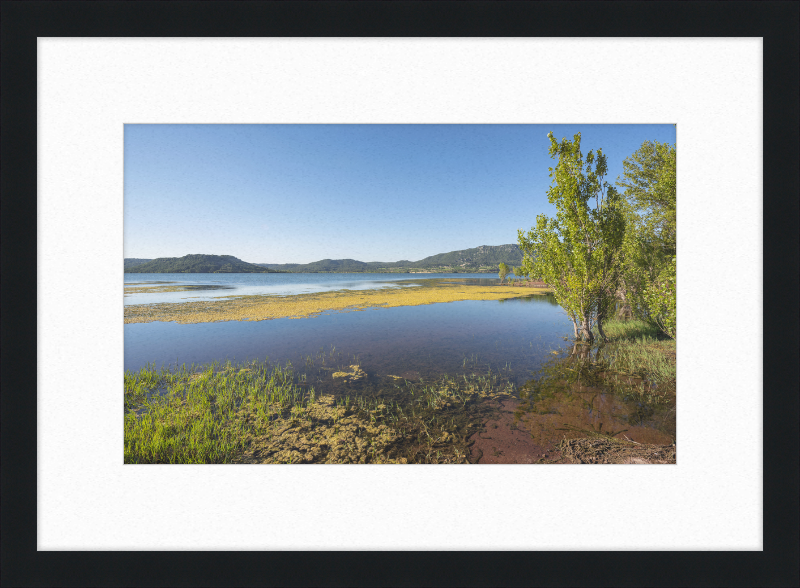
(124, 273, 676, 459)
(123, 272, 492, 305)
(124, 273, 571, 380)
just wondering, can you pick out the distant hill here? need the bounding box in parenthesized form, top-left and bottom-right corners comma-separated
(125, 254, 281, 273)
(277, 259, 376, 273)
(257, 244, 524, 273)
(412, 244, 523, 268)
(124, 258, 152, 270)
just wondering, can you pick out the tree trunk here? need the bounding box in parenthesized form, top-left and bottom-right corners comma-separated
(570, 342, 592, 359)
(578, 318, 594, 343)
(616, 283, 633, 320)
(571, 318, 579, 340)
(596, 317, 609, 343)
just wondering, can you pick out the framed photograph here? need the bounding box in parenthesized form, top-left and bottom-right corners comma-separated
(3, 2, 797, 586)
(122, 122, 678, 468)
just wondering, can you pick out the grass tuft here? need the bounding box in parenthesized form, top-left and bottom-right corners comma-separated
(125, 357, 517, 464)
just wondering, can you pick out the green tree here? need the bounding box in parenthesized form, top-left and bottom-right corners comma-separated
(498, 262, 510, 284)
(616, 141, 676, 337)
(617, 140, 676, 254)
(518, 132, 626, 342)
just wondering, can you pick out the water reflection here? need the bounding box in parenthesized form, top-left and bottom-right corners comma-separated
(124, 283, 235, 297)
(125, 286, 674, 460)
(515, 349, 675, 447)
(125, 295, 572, 378)
(123, 272, 500, 305)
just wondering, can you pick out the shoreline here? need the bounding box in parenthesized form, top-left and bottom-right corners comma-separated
(124, 318, 676, 465)
(124, 281, 553, 325)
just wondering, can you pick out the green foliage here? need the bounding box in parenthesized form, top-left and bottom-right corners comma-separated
(414, 244, 523, 269)
(617, 140, 676, 254)
(596, 317, 662, 341)
(596, 318, 676, 390)
(124, 258, 153, 270)
(125, 254, 280, 273)
(498, 262, 509, 283)
(259, 258, 376, 273)
(256, 244, 525, 273)
(641, 256, 676, 339)
(518, 132, 625, 342)
(616, 141, 677, 338)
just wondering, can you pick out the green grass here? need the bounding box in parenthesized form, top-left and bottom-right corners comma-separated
(598, 318, 676, 390)
(125, 360, 313, 463)
(599, 318, 662, 341)
(125, 319, 677, 464)
(124, 357, 517, 464)
(516, 317, 677, 446)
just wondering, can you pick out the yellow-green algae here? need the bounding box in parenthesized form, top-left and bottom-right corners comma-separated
(332, 365, 367, 381)
(125, 283, 231, 295)
(124, 281, 552, 324)
(234, 395, 405, 464)
(125, 358, 518, 464)
(232, 375, 517, 464)
(125, 285, 195, 294)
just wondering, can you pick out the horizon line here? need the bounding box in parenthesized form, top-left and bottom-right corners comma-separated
(124, 243, 522, 265)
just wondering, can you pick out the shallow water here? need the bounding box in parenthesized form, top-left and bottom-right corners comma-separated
(123, 272, 492, 305)
(124, 293, 569, 379)
(124, 274, 676, 455)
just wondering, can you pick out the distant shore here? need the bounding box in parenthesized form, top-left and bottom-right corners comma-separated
(124, 279, 553, 325)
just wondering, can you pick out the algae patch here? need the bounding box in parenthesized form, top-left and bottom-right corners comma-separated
(125, 357, 520, 464)
(332, 365, 367, 381)
(124, 279, 552, 324)
(125, 283, 233, 295)
(235, 395, 404, 464)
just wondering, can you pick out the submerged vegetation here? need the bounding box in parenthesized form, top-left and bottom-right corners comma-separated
(125, 353, 518, 464)
(124, 316, 675, 465)
(513, 317, 676, 460)
(124, 279, 552, 324)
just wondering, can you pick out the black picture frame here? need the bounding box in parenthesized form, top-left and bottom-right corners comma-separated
(2, 2, 797, 586)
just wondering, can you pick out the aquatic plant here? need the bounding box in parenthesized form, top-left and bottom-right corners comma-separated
(124, 279, 552, 325)
(124, 357, 519, 464)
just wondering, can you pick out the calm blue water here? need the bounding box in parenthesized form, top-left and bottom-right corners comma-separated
(124, 274, 573, 383)
(124, 272, 495, 305)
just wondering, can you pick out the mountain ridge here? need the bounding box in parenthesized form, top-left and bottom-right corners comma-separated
(124, 254, 282, 273)
(256, 244, 523, 273)
(124, 244, 524, 273)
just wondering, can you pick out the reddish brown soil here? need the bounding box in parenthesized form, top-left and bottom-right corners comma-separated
(468, 399, 565, 464)
(468, 398, 676, 464)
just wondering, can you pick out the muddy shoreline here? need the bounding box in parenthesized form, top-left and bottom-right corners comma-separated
(467, 398, 675, 464)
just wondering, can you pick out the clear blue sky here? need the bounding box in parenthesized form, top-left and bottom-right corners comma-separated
(124, 124, 676, 264)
